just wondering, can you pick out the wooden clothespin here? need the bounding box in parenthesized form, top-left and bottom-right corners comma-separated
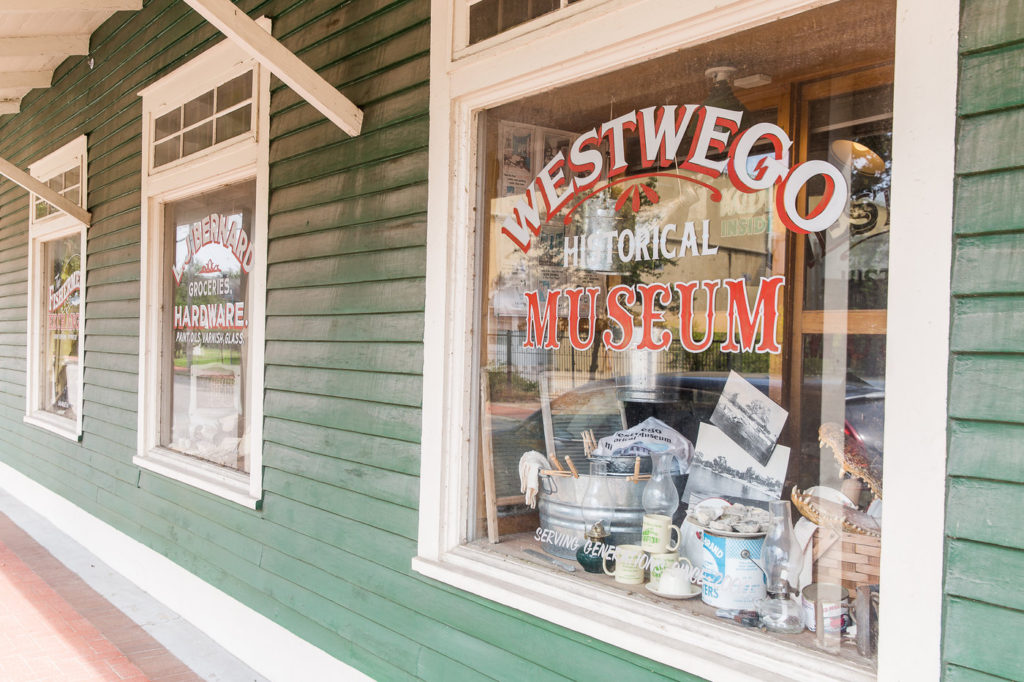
(549, 452, 565, 472)
(564, 456, 579, 478)
(630, 456, 641, 483)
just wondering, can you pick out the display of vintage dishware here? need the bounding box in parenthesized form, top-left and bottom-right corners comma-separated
(640, 513, 681, 553)
(653, 560, 698, 597)
(647, 551, 679, 588)
(603, 544, 645, 584)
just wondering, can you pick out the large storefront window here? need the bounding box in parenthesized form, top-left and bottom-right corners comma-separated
(471, 0, 893, 669)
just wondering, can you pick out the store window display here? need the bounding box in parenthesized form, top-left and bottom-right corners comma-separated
(472, 0, 894, 665)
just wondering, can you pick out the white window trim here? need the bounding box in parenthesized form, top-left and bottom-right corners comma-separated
(136, 29, 270, 509)
(25, 135, 88, 441)
(415, 0, 957, 679)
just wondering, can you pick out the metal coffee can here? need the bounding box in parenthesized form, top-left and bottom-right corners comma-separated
(801, 583, 850, 633)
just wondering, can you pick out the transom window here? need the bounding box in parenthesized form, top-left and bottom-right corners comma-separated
(151, 70, 255, 168)
(33, 164, 83, 221)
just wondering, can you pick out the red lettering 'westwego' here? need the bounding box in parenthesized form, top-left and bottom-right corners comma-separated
(500, 104, 848, 252)
(522, 276, 785, 355)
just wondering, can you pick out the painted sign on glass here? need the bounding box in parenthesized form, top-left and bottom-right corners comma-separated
(163, 181, 254, 472)
(43, 235, 81, 420)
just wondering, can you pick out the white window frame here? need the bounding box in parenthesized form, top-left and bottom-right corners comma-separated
(453, 0, 606, 57)
(25, 135, 89, 440)
(415, 0, 957, 679)
(136, 26, 271, 508)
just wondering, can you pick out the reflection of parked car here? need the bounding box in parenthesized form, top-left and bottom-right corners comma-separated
(489, 371, 884, 496)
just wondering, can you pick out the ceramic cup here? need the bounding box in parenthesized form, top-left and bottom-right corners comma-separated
(603, 544, 645, 584)
(657, 559, 697, 596)
(641, 513, 681, 553)
(648, 551, 679, 589)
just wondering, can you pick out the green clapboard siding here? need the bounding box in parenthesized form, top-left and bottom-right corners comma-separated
(0, 0, 704, 679)
(945, 3, 1024, 680)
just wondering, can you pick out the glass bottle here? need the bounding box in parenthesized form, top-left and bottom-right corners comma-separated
(756, 499, 805, 633)
(578, 460, 613, 571)
(580, 460, 612, 530)
(642, 451, 679, 517)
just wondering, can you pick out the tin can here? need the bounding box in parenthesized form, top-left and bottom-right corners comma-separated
(700, 530, 766, 610)
(801, 583, 850, 633)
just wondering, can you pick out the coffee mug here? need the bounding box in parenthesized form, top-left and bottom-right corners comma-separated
(648, 551, 679, 588)
(603, 544, 645, 584)
(641, 514, 681, 553)
(657, 559, 697, 596)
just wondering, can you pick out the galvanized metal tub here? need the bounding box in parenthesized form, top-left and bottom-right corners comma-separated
(536, 471, 686, 559)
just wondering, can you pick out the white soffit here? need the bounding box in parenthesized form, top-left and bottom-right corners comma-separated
(0, 1, 135, 224)
(0, 1, 140, 114)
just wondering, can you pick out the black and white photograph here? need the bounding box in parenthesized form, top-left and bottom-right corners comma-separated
(681, 423, 791, 508)
(710, 371, 789, 466)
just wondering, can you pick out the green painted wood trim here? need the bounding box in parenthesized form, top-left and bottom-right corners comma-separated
(945, 539, 1024, 611)
(950, 296, 1024, 352)
(944, 597, 1024, 680)
(948, 420, 1024, 483)
(945, 662, 1019, 681)
(954, 168, 1024, 235)
(961, 0, 1024, 53)
(959, 45, 1024, 116)
(956, 108, 1024, 174)
(951, 233, 1024, 294)
(949, 355, 1024, 422)
(946, 478, 1024, 549)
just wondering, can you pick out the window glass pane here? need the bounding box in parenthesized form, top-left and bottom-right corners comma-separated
(64, 186, 80, 207)
(469, 0, 561, 44)
(64, 165, 81, 189)
(802, 84, 893, 312)
(182, 121, 213, 157)
(41, 235, 82, 422)
(155, 108, 182, 141)
(35, 200, 52, 220)
(154, 136, 181, 167)
(47, 175, 63, 192)
(162, 180, 256, 472)
(183, 90, 215, 128)
(215, 104, 252, 143)
(217, 72, 252, 112)
(472, 0, 893, 659)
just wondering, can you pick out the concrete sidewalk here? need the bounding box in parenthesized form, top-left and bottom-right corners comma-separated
(0, 488, 268, 682)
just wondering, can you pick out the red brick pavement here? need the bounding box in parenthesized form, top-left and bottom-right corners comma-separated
(0, 512, 202, 682)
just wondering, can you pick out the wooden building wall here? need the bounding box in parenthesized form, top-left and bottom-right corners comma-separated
(944, 0, 1024, 679)
(0, 0, 696, 678)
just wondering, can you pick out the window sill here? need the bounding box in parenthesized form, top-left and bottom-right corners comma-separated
(412, 542, 875, 681)
(24, 412, 80, 441)
(134, 447, 260, 508)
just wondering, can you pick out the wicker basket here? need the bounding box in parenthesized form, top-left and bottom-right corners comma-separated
(811, 527, 881, 592)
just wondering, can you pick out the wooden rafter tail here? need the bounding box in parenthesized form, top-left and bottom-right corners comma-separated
(0, 156, 91, 226)
(183, 0, 363, 136)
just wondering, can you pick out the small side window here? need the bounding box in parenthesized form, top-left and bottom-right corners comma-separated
(25, 136, 88, 439)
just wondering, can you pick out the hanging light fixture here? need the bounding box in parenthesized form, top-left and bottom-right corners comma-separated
(703, 65, 749, 116)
